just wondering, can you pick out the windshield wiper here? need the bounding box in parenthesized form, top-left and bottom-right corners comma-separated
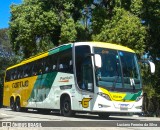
(130, 78, 135, 92)
(111, 76, 119, 91)
(111, 62, 120, 91)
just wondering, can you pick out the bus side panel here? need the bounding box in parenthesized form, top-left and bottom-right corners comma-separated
(3, 82, 12, 107)
(27, 72, 58, 108)
(3, 76, 38, 107)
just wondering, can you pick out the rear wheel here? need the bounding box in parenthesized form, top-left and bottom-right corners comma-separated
(61, 96, 74, 117)
(10, 98, 15, 111)
(15, 97, 21, 112)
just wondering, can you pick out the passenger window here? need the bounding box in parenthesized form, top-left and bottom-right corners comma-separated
(23, 63, 32, 77)
(47, 55, 58, 72)
(44, 57, 49, 73)
(17, 66, 23, 79)
(5, 70, 11, 81)
(58, 49, 73, 74)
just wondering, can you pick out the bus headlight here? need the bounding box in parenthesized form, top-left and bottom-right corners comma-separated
(136, 95, 143, 102)
(97, 92, 111, 101)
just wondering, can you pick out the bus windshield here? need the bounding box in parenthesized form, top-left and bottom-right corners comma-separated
(94, 47, 142, 92)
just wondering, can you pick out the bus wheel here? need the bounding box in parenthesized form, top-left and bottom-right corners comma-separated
(15, 97, 21, 112)
(98, 113, 110, 119)
(10, 98, 15, 111)
(61, 96, 74, 117)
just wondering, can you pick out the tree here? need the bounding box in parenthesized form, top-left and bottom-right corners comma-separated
(7, 0, 160, 116)
(141, 0, 160, 116)
(0, 28, 19, 107)
(9, 0, 91, 58)
(91, 0, 160, 116)
(92, 8, 146, 55)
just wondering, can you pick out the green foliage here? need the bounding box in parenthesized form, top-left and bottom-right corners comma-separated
(142, 0, 160, 58)
(130, 0, 143, 16)
(141, 0, 160, 102)
(9, 0, 91, 58)
(9, 0, 58, 58)
(0, 29, 20, 107)
(60, 18, 77, 44)
(92, 8, 146, 55)
(8, 0, 160, 108)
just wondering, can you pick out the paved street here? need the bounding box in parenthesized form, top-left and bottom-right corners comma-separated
(0, 108, 160, 130)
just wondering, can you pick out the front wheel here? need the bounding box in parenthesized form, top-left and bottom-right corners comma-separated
(61, 96, 74, 117)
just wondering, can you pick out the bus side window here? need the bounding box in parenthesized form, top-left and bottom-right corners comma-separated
(44, 57, 49, 73)
(32, 59, 43, 75)
(48, 55, 57, 72)
(43, 57, 52, 73)
(24, 65, 29, 77)
(17, 67, 21, 79)
(58, 49, 72, 73)
(39, 59, 44, 74)
(10, 70, 14, 80)
(32, 61, 38, 76)
(23, 63, 32, 77)
(13, 69, 17, 80)
(5, 70, 11, 82)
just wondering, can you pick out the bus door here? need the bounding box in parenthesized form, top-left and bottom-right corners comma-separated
(80, 58, 94, 111)
(75, 45, 95, 111)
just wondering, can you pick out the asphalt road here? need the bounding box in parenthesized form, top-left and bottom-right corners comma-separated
(0, 108, 160, 130)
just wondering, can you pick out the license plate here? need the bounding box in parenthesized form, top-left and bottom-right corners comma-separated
(120, 104, 128, 110)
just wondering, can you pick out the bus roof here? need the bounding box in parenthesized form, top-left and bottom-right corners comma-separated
(7, 42, 134, 70)
(74, 42, 135, 53)
(7, 43, 72, 70)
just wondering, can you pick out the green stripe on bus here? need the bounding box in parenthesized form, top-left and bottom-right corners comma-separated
(123, 91, 142, 101)
(28, 72, 58, 102)
(49, 44, 72, 55)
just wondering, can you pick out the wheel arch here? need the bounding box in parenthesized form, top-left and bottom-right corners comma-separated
(10, 94, 22, 101)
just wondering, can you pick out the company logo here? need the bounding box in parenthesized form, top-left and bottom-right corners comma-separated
(79, 98, 92, 108)
(12, 80, 29, 88)
(59, 76, 73, 82)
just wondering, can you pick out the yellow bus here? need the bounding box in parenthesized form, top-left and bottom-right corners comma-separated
(3, 42, 154, 118)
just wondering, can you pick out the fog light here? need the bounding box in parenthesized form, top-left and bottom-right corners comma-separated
(97, 92, 111, 101)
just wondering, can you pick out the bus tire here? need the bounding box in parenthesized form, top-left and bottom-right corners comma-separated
(10, 97, 16, 111)
(61, 96, 74, 117)
(98, 113, 110, 119)
(15, 97, 21, 112)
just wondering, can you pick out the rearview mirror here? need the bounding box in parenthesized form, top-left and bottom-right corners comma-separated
(94, 54, 102, 68)
(148, 61, 155, 74)
(140, 60, 155, 74)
